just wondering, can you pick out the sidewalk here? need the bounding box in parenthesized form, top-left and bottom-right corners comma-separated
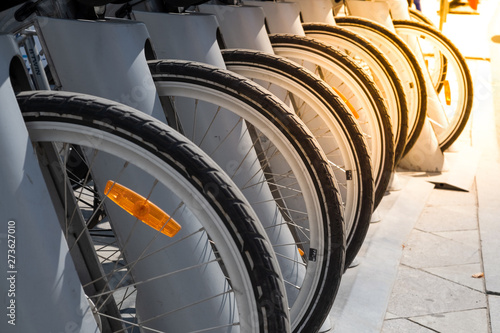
(328, 1, 500, 332)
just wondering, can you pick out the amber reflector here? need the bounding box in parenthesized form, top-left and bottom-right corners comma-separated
(104, 181, 181, 237)
(444, 80, 451, 106)
(331, 86, 360, 119)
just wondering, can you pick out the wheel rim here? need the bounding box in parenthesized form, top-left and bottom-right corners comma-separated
(27, 121, 263, 332)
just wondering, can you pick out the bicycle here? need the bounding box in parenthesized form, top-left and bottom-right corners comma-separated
(0, 29, 290, 333)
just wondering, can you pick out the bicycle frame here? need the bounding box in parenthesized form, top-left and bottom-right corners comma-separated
(0, 34, 99, 332)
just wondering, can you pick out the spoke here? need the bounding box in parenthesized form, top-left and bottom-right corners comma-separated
(137, 287, 236, 328)
(92, 199, 186, 312)
(86, 226, 209, 304)
(89, 257, 222, 302)
(114, 286, 136, 311)
(225, 121, 264, 180)
(250, 191, 305, 206)
(192, 98, 199, 143)
(84, 214, 193, 287)
(67, 159, 129, 254)
(186, 323, 240, 333)
(299, 112, 323, 127)
(337, 178, 348, 189)
(265, 218, 311, 242)
(274, 252, 307, 267)
(204, 111, 245, 159)
(323, 146, 341, 155)
(328, 160, 347, 173)
(96, 312, 165, 333)
(286, 91, 308, 119)
(196, 104, 223, 149)
(283, 279, 302, 291)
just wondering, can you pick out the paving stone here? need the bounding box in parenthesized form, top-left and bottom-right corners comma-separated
(489, 295, 500, 333)
(384, 312, 399, 320)
(476, 159, 500, 294)
(387, 266, 487, 318)
(409, 309, 489, 333)
(329, 179, 434, 333)
(424, 186, 477, 207)
(422, 263, 485, 292)
(432, 230, 480, 249)
(381, 319, 435, 333)
(415, 205, 477, 233)
(400, 230, 481, 268)
(427, 148, 479, 192)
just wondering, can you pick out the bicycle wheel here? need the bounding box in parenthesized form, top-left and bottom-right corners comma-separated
(335, 16, 427, 156)
(222, 49, 373, 269)
(148, 60, 345, 333)
(302, 22, 408, 164)
(393, 20, 473, 150)
(18, 91, 290, 332)
(268, 33, 394, 210)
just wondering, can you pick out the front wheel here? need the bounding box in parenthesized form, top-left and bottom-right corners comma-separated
(19, 91, 290, 332)
(148, 60, 346, 333)
(222, 49, 373, 270)
(393, 20, 473, 150)
(269, 33, 394, 210)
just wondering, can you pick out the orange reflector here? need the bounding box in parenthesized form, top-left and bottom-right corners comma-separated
(298, 248, 305, 257)
(331, 86, 360, 119)
(104, 181, 181, 237)
(443, 80, 451, 106)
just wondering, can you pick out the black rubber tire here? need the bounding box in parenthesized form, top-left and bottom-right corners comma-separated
(335, 16, 427, 157)
(17, 90, 290, 332)
(222, 49, 373, 270)
(269, 33, 394, 210)
(147, 60, 345, 333)
(393, 19, 473, 151)
(302, 22, 408, 165)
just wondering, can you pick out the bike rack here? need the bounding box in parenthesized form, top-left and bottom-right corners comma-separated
(0, 34, 98, 332)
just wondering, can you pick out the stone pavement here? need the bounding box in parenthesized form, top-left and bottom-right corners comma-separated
(326, 1, 500, 332)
